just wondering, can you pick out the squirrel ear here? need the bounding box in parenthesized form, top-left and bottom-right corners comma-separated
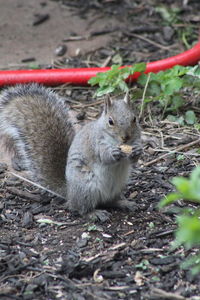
(124, 90, 130, 105)
(104, 94, 112, 113)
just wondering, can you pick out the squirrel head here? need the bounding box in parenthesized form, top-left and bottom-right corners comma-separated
(102, 92, 140, 144)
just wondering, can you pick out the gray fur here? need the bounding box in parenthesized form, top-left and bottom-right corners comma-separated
(66, 94, 141, 215)
(0, 85, 141, 216)
(0, 83, 74, 196)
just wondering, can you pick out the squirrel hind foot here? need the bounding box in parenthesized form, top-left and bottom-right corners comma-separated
(113, 198, 139, 212)
(87, 210, 111, 223)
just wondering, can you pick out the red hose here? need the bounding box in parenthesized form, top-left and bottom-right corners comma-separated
(0, 41, 200, 87)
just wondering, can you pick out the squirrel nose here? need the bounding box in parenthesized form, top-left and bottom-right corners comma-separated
(122, 135, 130, 143)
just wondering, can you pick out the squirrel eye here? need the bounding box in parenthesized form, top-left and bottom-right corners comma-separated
(108, 117, 114, 126)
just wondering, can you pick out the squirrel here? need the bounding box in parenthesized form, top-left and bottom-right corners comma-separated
(0, 83, 142, 221)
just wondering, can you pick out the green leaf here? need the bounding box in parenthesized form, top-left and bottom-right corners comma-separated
(167, 114, 177, 122)
(137, 73, 148, 86)
(159, 192, 182, 208)
(170, 95, 184, 111)
(177, 154, 185, 161)
(175, 116, 185, 126)
(155, 5, 180, 24)
(36, 218, 68, 226)
(159, 167, 200, 209)
(131, 62, 146, 73)
(162, 77, 183, 95)
(28, 63, 40, 69)
(175, 214, 200, 248)
(155, 6, 174, 22)
(135, 259, 150, 270)
(181, 254, 200, 275)
(172, 177, 191, 194)
(95, 86, 115, 97)
(185, 110, 197, 125)
(119, 81, 129, 92)
(186, 65, 200, 78)
(112, 54, 123, 65)
(166, 115, 185, 125)
(88, 72, 106, 86)
(148, 81, 161, 96)
(88, 63, 146, 96)
(151, 276, 160, 282)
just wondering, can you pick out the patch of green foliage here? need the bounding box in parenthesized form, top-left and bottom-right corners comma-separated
(89, 64, 200, 128)
(159, 167, 200, 275)
(155, 5, 181, 25)
(155, 5, 197, 49)
(138, 65, 200, 115)
(167, 110, 197, 126)
(89, 63, 200, 130)
(88, 63, 146, 97)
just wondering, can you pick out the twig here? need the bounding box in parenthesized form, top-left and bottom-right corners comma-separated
(101, 55, 112, 67)
(63, 35, 87, 42)
(63, 28, 117, 42)
(139, 73, 151, 120)
(140, 248, 164, 253)
(9, 172, 65, 199)
(144, 138, 200, 167)
(126, 32, 173, 50)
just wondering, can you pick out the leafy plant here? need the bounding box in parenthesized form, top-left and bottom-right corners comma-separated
(88, 63, 146, 97)
(167, 110, 197, 126)
(155, 5, 197, 49)
(155, 5, 180, 25)
(159, 167, 200, 207)
(138, 65, 200, 117)
(89, 63, 200, 126)
(159, 167, 200, 275)
(138, 65, 187, 110)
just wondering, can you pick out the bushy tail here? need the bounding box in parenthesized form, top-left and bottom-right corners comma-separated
(0, 83, 75, 197)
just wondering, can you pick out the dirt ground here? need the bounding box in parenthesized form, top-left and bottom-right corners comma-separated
(0, 0, 119, 67)
(1, 0, 200, 299)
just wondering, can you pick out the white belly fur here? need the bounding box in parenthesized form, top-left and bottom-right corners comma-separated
(91, 161, 131, 203)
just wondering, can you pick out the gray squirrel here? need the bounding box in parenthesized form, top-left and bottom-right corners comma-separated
(0, 83, 142, 220)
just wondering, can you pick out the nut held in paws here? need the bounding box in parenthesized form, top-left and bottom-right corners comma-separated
(119, 144, 132, 154)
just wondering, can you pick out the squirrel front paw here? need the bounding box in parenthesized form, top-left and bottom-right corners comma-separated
(129, 143, 142, 162)
(111, 147, 126, 162)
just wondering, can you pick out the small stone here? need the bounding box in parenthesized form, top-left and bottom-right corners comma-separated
(81, 232, 90, 239)
(22, 211, 33, 228)
(21, 57, 36, 63)
(76, 238, 88, 248)
(129, 191, 138, 199)
(32, 13, 49, 26)
(24, 234, 34, 242)
(163, 26, 175, 42)
(54, 44, 67, 56)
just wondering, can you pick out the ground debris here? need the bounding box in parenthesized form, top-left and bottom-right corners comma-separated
(1, 0, 200, 299)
